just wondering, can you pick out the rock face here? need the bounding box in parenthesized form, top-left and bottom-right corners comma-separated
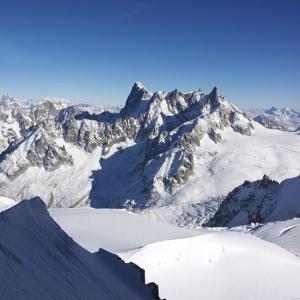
(0, 84, 254, 208)
(206, 175, 300, 227)
(0, 197, 161, 300)
(88, 84, 254, 208)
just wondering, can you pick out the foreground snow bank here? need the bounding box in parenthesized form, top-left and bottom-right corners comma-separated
(125, 232, 300, 300)
(0, 198, 160, 300)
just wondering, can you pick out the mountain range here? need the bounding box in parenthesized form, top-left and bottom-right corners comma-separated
(0, 84, 300, 226)
(246, 107, 300, 132)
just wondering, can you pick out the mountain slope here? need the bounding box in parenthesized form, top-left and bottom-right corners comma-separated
(50, 207, 201, 253)
(0, 198, 160, 299)
(49, 207, 300, 300)
(206, 175, 300, 227)
(125, 232, 300, 300)
(250, 218, 300, 257)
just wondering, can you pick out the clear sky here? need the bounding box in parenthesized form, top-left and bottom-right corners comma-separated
(0, 0, 299, 108)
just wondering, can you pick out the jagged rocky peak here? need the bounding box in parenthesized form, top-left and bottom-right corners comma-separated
(202, 86, 224, 111)
(165, 89, 189, 113)
(34, 99, 57, 123)
(121, 81, 153, 115)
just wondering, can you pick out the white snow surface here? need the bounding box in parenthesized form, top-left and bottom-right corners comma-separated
(50, 208, 200, 253)
(51, 208, 300, 300)
(0, 196, 16, 212)
(251, 218, 300, 257)
(126, 232, 300, 300)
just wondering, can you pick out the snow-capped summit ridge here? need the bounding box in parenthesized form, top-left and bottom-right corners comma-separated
(1, 83, 300, 228)
(0, 83, 255, 210)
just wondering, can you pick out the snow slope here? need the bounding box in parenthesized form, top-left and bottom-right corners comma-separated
(0, 196, 16, 212)
(267, 175, 300, 221)
(50, 207, 300, 299)
(126, 232, 300, 300)
(251, 218, 300, 257)
(50, 208, 200, 253)
(0, 198, 160, 299)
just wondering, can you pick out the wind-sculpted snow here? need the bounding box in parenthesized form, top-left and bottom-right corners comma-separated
(206, 175, 300, 227)
(1, 85, 300, 228)
(0, 198, 160, 299)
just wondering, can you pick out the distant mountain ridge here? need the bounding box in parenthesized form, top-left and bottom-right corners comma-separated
(246, 107, 300, 132)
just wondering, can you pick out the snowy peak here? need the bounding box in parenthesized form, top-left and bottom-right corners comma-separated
(89, 84, 255, 209)
(207, 86, 220, 107)
(121, 81, 153, 115)
(0, 83, 257, 210)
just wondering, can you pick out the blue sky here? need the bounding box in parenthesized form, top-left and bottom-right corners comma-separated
(0, 0, 299, 107)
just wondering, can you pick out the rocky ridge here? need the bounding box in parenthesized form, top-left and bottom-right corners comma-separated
(206, 175, 300, 227)
(0, 83, 254, 208)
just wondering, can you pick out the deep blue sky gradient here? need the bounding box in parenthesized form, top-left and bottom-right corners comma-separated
(0, 0, 299, 107)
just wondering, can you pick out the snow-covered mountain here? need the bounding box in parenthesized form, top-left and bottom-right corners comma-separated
(0, 197, 160, 299)
(0, 84, 300, 226)
(246, 107, 300, 131)
(206, 175, 300, 227)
